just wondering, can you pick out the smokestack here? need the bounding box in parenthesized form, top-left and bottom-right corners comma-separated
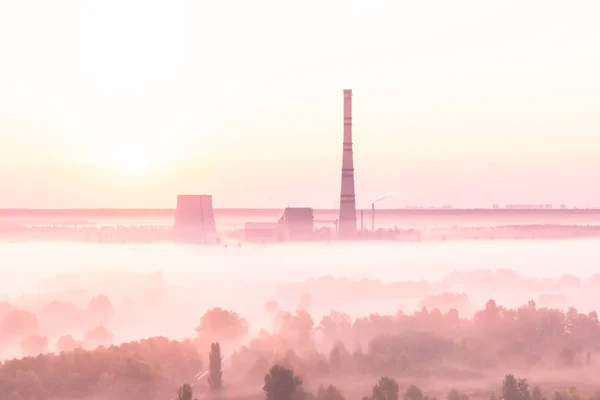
(338, 89, 357, 237)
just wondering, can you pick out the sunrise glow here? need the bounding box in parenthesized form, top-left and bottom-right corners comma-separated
(92, 141, 172, 178)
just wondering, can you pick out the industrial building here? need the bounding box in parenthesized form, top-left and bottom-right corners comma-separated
(243, 208, 315, 242)
(278, 207, 315, 240)
(242, 89, 357, 242)
(175, 89, 359, 244)
(173, 195, 218, 244)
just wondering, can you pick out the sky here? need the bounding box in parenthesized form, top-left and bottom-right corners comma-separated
(0, 0, 599, 209)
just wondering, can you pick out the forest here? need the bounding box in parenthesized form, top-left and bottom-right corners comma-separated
(1, 298, 600, 399)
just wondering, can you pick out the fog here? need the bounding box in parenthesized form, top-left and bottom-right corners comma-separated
(1, 239, 599, 344)
(2, 238, 598, 291)
(1, 238, 600, 399)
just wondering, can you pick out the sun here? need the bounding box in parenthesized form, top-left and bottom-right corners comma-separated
(93, 141, 171, 178)
(115, 150, 153, 177)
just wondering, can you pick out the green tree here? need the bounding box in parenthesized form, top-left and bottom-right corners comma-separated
(208, 342, 223, 391)
(316, 385, 345, 400)
(263, 364, 304, 400)
(177, 383, 193, 400)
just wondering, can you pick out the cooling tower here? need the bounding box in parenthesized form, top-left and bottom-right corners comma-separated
(173, 195, 218, 244)
(338, 89, 357, 237)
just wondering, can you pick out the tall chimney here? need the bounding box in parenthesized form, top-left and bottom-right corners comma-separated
(338, 89, 357, 237)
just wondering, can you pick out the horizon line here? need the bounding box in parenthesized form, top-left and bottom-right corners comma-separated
(0, 207, 599, 212)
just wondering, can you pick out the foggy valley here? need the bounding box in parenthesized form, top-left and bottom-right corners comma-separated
(2, 0, 600, 398)
(1, 239, 600, 399)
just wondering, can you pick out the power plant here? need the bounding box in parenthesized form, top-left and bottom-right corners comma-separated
(174, 89, 360, 244)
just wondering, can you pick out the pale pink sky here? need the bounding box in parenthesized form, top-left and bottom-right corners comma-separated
(1, 0, 599, 209)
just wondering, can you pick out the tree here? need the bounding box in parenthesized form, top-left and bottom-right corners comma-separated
(263, 364, 304, 400)
(20, 335, 49, 357)
(0, 309, 39, 342)
(274, 310, 314, 350)
(56, 335, 82, 353)
(329, 341, 351, 373)
(364, 377, 400, 400)
(177, 383, 193, 400)
(265, 301, 280, 315)
(502, 375, 519, 400)
(404, 385, 423, 400)
(552, 387, 580, 400)
(316, 385, 345, 400)
(86, 294, 115, 325)
(84, 325, 114, 349)
(40, 300, 85, 333)
(559, 347, 576, 366)
(532, 386, 547, 400)
(318, 312, 352, 345)
(517, 378, 531, 400)
(12, 370, 47, 400)
(447, 389, 469, 400)
(208, 342, 223, 391)
(502, 375, 531, 400)
(196, 308, 249, 342)
(0, 336, 202, 399)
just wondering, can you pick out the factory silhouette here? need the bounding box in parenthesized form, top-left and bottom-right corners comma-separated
(3, 80, 594, 245)
(174, 89, 360, 244)
(166, 89, 592, 245)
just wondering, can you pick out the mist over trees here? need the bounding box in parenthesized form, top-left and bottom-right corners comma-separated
(263, 364, 305, 400)
(0, 337, 202, 399)
(196, 307, 249, 343)
(1, 298, 600, 399)
(2, 267, 600, 399)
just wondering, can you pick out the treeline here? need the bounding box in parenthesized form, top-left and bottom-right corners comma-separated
(0, 337, 202, 399)
(176, 362, 600, 400)
(2, 300, 600, 399)
(278, 270, 600, 306)
(226, 299, 600, 383)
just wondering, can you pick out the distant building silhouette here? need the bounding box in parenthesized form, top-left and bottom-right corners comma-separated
(505, 204, 553, 209)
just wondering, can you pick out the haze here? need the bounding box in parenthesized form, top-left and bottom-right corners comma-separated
(2, 0, 600, 208)
(2, 239, 600, 399)
(2, 1, 600, 399)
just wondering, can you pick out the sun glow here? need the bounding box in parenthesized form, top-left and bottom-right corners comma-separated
(92, 141, 173, 178)
(114, 150, 153, 177)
